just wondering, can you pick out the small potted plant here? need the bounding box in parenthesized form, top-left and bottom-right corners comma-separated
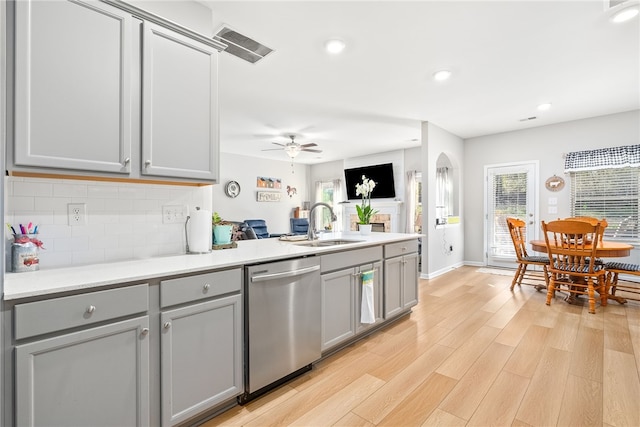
(212, 212, 233, 245)
(355, 175, 378, 234)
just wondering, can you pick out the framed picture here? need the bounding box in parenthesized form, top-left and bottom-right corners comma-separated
(257, 191, 281, 202)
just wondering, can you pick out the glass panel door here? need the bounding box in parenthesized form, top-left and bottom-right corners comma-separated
(485, 162, 538, 268)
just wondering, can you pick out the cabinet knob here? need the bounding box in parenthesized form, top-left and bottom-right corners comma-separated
(122, 157, 130, 166)
(86, 305, 96, 314)
(141, 328, 149, 336)
(401, 247, 407, 251)
(163, 322, 171, 329)
(145, 160, 151, 167)
(203, 283, 210, 291)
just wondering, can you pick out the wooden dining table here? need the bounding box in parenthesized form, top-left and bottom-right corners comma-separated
(529, 239, 634, 258)
(530, 239, 634, 304)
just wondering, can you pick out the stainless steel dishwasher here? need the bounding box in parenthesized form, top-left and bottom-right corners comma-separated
(240, 256, 321, 403)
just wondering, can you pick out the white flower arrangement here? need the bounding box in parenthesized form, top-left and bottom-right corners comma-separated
(355, 175, 379, 224)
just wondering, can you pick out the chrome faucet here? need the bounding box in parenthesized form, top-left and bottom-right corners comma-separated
(307, 202, 337, 240)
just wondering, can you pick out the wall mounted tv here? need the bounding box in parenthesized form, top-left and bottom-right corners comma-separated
(344, 163, 396, 200)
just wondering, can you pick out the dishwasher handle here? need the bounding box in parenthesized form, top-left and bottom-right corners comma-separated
(251, 264, 320, 283)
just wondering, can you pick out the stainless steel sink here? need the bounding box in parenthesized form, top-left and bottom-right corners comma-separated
(295, 239, 364, 247)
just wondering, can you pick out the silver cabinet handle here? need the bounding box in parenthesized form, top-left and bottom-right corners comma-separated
(141, 328, 149, 336)
(144, 160, 151, 167)
(86, 305, 96, 314)
(401, 246, 407, 251)
(203, 283, 210, 291)
(163, 322, 171, 329)
(122, 157, 130, 166)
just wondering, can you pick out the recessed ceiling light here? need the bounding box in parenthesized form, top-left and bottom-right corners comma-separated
(537, 103, 552, 111)
(325, 39, 346, 54)
(611, 5, 639, 23)
(433, 70, 452, 81)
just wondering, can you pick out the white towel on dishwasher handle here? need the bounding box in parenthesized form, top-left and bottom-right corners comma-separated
(360, 270, 375, 324)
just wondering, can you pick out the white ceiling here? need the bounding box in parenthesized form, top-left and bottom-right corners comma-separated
(202, 1, 640, 164)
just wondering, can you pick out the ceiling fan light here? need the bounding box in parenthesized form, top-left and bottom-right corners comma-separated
(285, 146, 300, 158)
(611, 4, 639, 23)
(325, 39, 346, 54)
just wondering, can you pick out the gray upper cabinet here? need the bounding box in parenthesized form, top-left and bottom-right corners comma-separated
(13, 0, 133, 173)
(142, 22, 219, 181)
(10, 0, 221, 183)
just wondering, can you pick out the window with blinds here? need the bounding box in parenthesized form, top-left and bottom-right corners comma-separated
(570, 167, 639, 240)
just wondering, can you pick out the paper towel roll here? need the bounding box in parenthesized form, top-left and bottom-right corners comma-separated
(187, 207, 212, 253)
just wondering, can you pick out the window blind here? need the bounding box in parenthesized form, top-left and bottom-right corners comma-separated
(570, 167, 639, 240)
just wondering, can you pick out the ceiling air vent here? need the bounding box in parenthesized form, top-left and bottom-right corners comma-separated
(214, 26, 273, 64)
(519, 116, 537, 122)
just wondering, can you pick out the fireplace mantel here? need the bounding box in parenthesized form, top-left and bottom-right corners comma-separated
(341, 200, 404, 233)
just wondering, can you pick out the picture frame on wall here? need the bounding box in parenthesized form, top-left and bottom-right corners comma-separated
(257, 191, 281, 202)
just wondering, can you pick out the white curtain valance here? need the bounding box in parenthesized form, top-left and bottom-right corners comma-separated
(564, 144, 640, 173)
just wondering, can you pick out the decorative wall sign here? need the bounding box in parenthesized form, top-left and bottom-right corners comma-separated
(257, 191, 281, 202)
(257, 177, 282, 189)
(545, 175, 565, 192)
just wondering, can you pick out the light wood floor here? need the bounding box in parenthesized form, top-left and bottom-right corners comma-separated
(202, 266, 640, 426)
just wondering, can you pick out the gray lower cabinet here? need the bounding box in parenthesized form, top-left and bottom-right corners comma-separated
(12, 283, 151, 427)
(160, 295, 242, 426)
(384, 251, 419, 318)
(321, 261, 383, 352)
(159, 268, 243, 426)
(15, 316, 150, 427)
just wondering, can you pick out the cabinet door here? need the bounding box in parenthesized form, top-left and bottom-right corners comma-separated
(14, 0, 133, 173)
(321, 268, 356, 351)
(160, 294, 242, 426)
(15, 316, 150, 427)
(384, 257, 403, 318)
(356, 261, 384, 333)
(142, 22, 219, 181)
(402, 252, 419, 309)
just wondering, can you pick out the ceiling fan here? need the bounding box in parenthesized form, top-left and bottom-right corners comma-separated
(262, 135, 322, 159)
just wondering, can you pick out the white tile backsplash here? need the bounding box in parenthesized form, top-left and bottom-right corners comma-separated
(5, 177, 212, 270)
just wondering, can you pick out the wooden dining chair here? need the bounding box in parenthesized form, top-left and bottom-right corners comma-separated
(541, 219, 607, 314)
(604, 262, 640, 304)
(506, 217, 550, 291)
(565, 216, 608, 245)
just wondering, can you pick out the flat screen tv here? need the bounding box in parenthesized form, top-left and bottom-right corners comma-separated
(344, 163, 396, 200)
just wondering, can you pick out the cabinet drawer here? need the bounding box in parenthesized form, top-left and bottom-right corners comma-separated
(321, 246, 382, 273)
(160, 268, 242, 308)
(14, 284, 149, 340)
(384, 240, 419, 258)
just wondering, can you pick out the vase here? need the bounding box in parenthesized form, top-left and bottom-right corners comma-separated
(359, 224, 372, 235)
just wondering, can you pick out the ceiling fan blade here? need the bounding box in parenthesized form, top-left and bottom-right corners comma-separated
(261, 148, 285, 151)
(271, 142, 285, 147)
(301, 148, 322, 153)
(299, 143, 318, 148)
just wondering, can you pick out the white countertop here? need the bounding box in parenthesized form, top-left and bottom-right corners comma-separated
(4, 232, 421, 300)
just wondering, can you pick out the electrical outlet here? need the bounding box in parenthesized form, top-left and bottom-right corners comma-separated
(68, 203, 87, 226)
(162, 205, 188, 224)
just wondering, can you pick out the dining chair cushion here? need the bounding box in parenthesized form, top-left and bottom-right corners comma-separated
(521, 255, 549, 264)
(604, 262, 640, 272)
(552, 262, 605, 273)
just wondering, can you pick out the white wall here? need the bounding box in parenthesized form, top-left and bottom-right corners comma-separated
(422, 122, 465, 278)
(463, 109, 640, 265)
(213, 152, 310, 234)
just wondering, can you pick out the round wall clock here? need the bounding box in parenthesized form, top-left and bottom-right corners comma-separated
(545, 175, 565, 192)
(225, 181, 241, 198)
